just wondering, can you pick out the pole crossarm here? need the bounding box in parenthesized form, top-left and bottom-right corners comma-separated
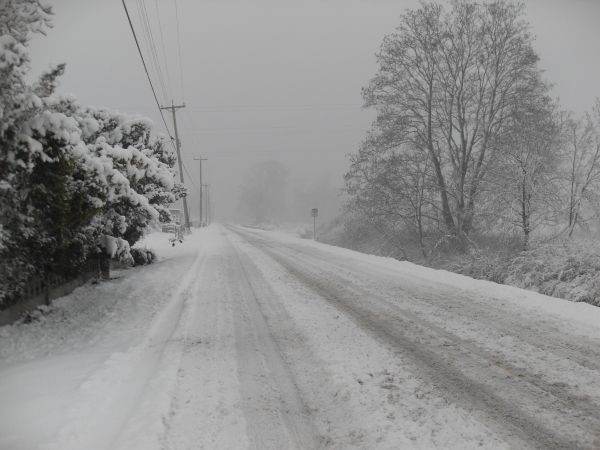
(159, 103, 186, 111)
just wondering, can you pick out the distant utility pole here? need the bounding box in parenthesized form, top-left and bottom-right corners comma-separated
(194, 156, 207, 226)
(202, 184, 210, 225)
(160, 101, 190, 229)
(207, 185, 211, 224)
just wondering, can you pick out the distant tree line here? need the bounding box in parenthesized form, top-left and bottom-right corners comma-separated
(345, 0, 600, 256)
(0, 2, 183, 306)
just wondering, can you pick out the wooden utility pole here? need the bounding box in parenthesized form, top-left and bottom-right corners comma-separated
(160, 101, 190, 229)
(194, 156, 207, 226)
(207, 184, 211, 224)
(202, 184, 210, 225)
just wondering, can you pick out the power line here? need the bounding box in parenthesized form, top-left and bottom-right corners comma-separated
(193, 147, 352, 155)
(188, 124, 360, 132)
(134, 1, 163, 99)
(188, 128, 362, 136)
(153, 0, 173, 96)
(188, 103, 363, 112)
(120, 0, 174, 139)
(173, 0, 186, 101)
(136, 0, 170, 102)
(182, 160, 198, 189)
(100, 103, 365, 114)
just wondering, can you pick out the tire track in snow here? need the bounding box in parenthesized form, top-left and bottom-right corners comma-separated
(223, 231, 320, 450)
(234, 227, 600, 422)
(230, 226, 600, 449)
(233, 226, 600, 400)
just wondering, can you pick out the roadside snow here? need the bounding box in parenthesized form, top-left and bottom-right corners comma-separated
(0, 230, 204, 450)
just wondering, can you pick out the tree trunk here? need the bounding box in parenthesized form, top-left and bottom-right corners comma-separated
(520, 180, 530, 250)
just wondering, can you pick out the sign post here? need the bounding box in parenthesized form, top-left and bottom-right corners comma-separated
(311, 208, 318, 240)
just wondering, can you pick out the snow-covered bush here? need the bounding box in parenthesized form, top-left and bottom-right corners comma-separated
(504, 241, 600, 306)
(130, 247, 156, 266)
(428, 238, 600, 307)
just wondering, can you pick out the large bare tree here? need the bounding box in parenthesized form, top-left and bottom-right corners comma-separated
(362, 0, 546, 244)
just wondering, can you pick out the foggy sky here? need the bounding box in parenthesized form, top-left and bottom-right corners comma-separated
(28, 0, 600, 222)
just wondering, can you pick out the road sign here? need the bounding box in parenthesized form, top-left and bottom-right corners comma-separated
(311, 208, 318, 217)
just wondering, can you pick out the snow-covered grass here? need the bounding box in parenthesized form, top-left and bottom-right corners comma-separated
(437, 239, 600, 307)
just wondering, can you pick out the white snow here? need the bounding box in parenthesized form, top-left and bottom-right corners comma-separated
(2, 225, 600, 449)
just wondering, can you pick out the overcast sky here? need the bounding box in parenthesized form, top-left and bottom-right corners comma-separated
(29, 0, 600, 222)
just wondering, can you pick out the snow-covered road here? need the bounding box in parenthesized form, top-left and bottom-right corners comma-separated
(3, 224, 600, 449)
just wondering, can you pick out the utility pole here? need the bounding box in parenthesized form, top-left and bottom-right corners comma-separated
(207, 185, 211, 224)
(160, 101, 190, 230)
(202, 184, 210, 225)
(207, 185, 214, 224)
(193, 156, 207, 226)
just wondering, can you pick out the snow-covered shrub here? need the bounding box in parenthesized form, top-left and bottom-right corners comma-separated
(446, 249, 510, 285)
(100, 235, 133, 265)
(504, 241, 600, 306)
(430, 238, 600, 307)
(130, 247, 156, 266)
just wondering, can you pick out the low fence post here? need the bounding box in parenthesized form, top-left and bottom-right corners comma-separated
(43, 277, 50, 306)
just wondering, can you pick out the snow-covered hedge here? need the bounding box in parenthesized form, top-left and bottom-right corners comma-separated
(0, 2, 183, 306)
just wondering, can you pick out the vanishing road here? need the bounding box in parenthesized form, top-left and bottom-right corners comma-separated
(2, 225, 600, 449)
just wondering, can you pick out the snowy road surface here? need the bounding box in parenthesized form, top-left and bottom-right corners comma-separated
(2, 225, 600, 449)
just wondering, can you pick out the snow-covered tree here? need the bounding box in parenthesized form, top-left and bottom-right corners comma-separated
(0, 1, 55, 304)
(0, 2, 181, 306)
(76, 108, 182, 245)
